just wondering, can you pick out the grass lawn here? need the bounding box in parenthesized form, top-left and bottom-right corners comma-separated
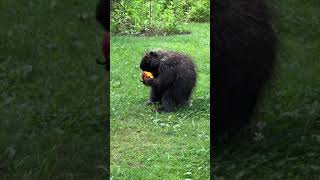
(214, 1, 320, 179)
(110, 23, 210, 179)
(0, 1, 107, 179)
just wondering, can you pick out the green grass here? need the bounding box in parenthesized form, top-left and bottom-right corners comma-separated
(110, 23, 210, 179)
(214, 1, 320, 179)
(0, 1, 107, 179)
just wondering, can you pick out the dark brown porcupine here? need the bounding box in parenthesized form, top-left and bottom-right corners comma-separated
(140, 50, 197, 112)
(213, 0, 277, 139)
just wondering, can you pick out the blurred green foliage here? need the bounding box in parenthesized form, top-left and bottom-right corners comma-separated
(111, 0, 210, 34)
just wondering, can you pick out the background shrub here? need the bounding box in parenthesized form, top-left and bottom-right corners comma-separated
(111, 0, 209, 34)
(186, 0, 210, 22)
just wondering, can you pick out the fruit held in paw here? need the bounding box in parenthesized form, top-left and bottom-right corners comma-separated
(142, 71, 154, 81)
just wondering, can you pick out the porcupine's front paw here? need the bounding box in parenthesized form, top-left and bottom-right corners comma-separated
(143, 78, 154, 86)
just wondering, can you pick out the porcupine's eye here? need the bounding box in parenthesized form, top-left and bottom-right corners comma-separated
(150, 59, 159, 69)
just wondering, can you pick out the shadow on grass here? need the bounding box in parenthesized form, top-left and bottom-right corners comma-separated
(135, 95, 209, 114)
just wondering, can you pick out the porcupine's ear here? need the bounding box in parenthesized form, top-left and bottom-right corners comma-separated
(149, 51, 158, 58)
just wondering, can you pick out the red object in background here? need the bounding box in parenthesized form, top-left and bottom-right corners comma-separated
(103, 32, 110, 70)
